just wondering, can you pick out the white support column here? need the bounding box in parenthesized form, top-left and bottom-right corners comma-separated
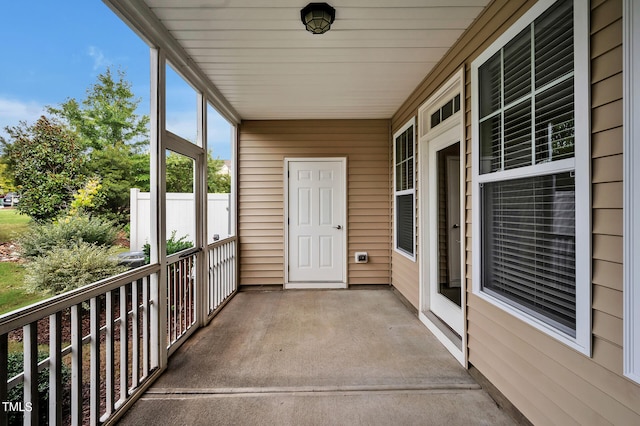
(197, 93, 209, 327)
(624, 0, 640, 384)
(150, 47, 168, 370)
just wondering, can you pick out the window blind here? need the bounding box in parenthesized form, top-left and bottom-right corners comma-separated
(395, 127, 414, 192)
(396, 194, 414, 255)
(478, 0, 575, 175)
(394, 123, 415, 257)
(481, 172, 576, 334)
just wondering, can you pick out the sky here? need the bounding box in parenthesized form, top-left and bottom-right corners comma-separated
(0, 0, 232, 160)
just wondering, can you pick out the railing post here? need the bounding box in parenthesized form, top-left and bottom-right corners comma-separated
(105, 291, 115, 416)
(119, 285, 129, 404)
(23, 322, 38, 426)
(70, 304, 82, 426)
(49, 312, 62, 426)
(90, 297, 101, 425)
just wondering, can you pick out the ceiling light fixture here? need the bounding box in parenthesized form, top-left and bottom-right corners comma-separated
(300, 3, 336, 35)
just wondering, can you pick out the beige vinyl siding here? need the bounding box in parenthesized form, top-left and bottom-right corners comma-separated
(391, 0, 640, 424)
(391, 253, 419, 308)
(238, 119, 391, 286)
(390, 118, 420, 308)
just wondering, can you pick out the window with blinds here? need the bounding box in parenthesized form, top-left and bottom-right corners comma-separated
(476, 0, 579, 334)
(481, 173, 576, 335)
(394, 120, 415, 259)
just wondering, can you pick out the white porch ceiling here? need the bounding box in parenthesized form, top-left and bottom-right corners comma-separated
(123, 0, 490, 120)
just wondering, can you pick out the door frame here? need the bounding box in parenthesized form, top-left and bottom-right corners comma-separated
(284, 157, 348, 289)
(417, 68, 467, 366)
(426, 128, 462, 335)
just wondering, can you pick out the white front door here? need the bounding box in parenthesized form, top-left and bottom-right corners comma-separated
(287, 159, 345, 287)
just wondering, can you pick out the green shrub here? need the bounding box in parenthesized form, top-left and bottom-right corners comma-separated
(19, 214, 118, 259)
(25, 242, 128, 295)
(143, 230, 194, 263)
(6, 350, 71, 424)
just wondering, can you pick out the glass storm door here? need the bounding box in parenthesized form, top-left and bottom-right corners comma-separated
(428, 130, 463, 336)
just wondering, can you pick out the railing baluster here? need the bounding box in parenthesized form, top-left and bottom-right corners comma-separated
(142, 277, 149, 378)
(70, 304, 83, 426)
(90, 297, 101, 426)
(222, 245, 225, 305)
(172, 264, 177, 344)
(119, 284, 129, 403)
(185, 259, 190, 328)
(49, 312, 62, 426)
(179, 260, 184, 335)
(23, 322, 38, 426)
(105, 291, 115, 416)
(190, 257, 194, 326)
(132, 279, 140, 389)
(217, 245, 221, 309)
(224, 243, 228, 302)
(0, 333, 7, 426)
(177, 261, 182, 336)
(190, 257, 195, 326)
(216, 246, 219, 309)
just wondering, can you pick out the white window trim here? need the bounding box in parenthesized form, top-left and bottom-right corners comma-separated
(393, 118, 416, 261)
(471, 0, 591, 355)
(623, 0, 640, 384)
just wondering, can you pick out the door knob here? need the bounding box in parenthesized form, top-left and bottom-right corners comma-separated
(334, 225, 342, 230)
(452, 224, 460, 229)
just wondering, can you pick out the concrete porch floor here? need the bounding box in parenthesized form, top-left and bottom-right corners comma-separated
(119, 288, 518, 425)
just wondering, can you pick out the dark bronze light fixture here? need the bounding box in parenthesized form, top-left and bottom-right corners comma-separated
(300, 3, 336, 35)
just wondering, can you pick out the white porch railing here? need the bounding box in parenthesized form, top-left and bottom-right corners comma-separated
(0, 265, 161, 426)
(208, 236, 237, 317)
(166, 249, 198, 355)
(0, 236, 238, 425)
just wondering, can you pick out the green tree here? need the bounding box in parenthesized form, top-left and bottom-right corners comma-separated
(0, 117, 85, 221)
(0, 162, 16, 195)
(48, 68, 150, 223)
(47, 67, 149, 151)
(207, 155, 231, 193)
(166, 151, 194, 193)
(164, 151, 230, 193)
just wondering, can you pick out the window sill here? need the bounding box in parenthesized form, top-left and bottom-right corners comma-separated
(394, 248, 416, 262)
(473, 289, 591, 357)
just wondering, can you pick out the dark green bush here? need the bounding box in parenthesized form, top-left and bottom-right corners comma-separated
(25, 242, 128, 295)
(19, 214, 118, 259)
(143, 230, 194, 263)
(6, 350, 71, 424)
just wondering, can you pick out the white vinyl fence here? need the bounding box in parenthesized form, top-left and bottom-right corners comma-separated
(130, 188, 231, 251)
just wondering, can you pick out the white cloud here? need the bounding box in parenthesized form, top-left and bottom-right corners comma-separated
(0, 97, 46, 137)
(88, 46, 111, 71)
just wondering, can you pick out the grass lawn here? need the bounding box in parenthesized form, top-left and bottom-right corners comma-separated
(0, 210, 42, 314)
(0, 263, 44, 315)
(0, 208, 31, 243)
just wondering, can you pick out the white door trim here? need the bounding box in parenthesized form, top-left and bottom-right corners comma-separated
(284, 157, 348, 289)
(417, 68, 467, 367)
(427, 127, 462, 333)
